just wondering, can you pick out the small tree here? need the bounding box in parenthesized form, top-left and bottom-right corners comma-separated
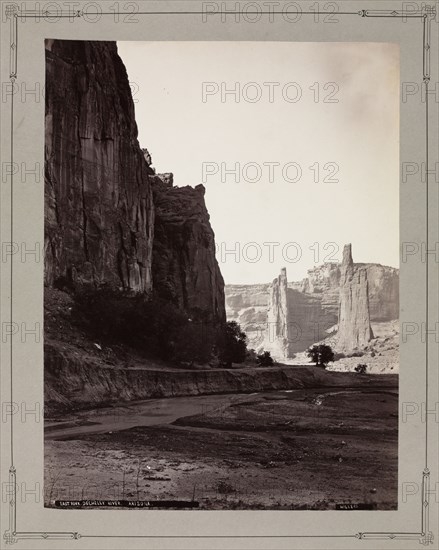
(355, 364, 367, 374)
(217, 321, 247, 368)
(246, 348, 258, 363)
(256, 351, 274, 367)
(307, 344, 335, 368)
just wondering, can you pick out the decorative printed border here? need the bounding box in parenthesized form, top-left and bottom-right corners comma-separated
(2, 1, 437, 545)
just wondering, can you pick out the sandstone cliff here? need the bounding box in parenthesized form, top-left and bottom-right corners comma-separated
(361, 264, 399, 321)
(151, 179, 226, 322)
(286, 289, 336, 353)
(290, 260, 399, 325)
(44, 40, 225, 322)
(336, 244, 374, 351)
(291, 263, 341, 323)
(264, 268, 337, 357)
(225, 245, 398, 359)
(45, 40, 154, 291)
(225, 284, 269, 349)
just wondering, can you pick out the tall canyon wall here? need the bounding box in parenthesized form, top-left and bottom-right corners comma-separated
(151, 177, 225, 322)
(45, 40, 154, 292)
(45, 40, 225, 322)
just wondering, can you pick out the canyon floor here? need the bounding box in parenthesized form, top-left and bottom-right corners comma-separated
(290, 320, 399, 374)
(44, 289, 398, 510)
(45, 380, 398, 510)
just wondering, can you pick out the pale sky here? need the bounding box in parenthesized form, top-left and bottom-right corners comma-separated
(117, 41, 399, 285)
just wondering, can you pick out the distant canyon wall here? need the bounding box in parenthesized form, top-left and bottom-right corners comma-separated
(225, 245, 399, 358)
(45, 40, 225, 322)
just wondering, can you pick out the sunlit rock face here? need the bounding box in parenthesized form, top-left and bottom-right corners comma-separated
(363, 264, 399, 322)
(225, 284, 270, 349)
(265, 268, 291, 359)
(336, 244, 374, 352)
(286, 288, 337, 354)
(225, 245, 399, 360)
(264, 268, 337, 358)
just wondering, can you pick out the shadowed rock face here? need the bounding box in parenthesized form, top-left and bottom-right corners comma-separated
(336, 244, 374, 351)
(151, 180, 226, 322)
(45, 40, 155, 291)
(44, 40, 225, 322)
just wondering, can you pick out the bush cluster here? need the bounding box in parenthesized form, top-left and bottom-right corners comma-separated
(256, 351, 274, 367)
(355, 364, 368, 374)
(306, 344, 335, 368)
(70, 289, 248, 367)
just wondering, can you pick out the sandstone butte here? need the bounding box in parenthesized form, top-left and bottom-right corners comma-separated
(226, 245, 399, 359)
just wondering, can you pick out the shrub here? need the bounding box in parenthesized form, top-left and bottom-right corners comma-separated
(246, 348, 258, 363)
(355, 364, 368, 374)
(256, 351, 274, 367)
(307, 344, 335, 368)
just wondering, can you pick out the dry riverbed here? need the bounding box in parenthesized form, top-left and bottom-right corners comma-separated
(45, 381, 398, 510)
